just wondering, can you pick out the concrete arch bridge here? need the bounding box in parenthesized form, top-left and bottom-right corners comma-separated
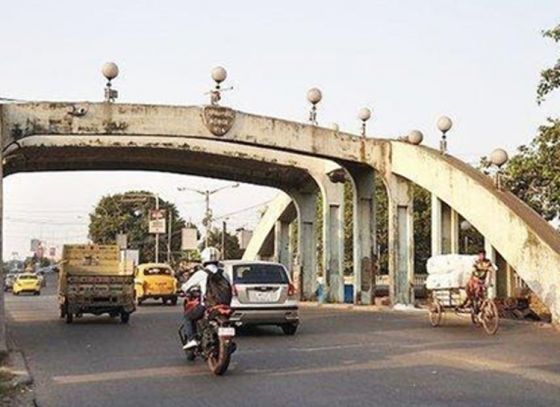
(1, 101, 560, 325)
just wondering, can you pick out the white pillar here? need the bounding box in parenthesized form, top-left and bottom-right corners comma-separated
(320, 177, 345, 303)
(273, 220, 291, 270)
(431, 193, 442, 256)
(484, 238, 497, 299)
(289, 191, 317, 301)
(388, 175, 415, 305)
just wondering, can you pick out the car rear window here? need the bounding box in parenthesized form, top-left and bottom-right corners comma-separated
(233, 264, 289, 284)
(144, 267, 172, 276)
(19, 275, 37, 280)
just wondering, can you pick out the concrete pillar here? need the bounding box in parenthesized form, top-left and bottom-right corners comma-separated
(432, 195, 459, 255)
(484, 238, 497, 299)
(387, 175, 415, 305)
(273, 220, 291, 270)
(345, 165, 376, 305)
(431, 193, 442, 256)
(320, 177, 345, 303)
(288, 191, 317, 300)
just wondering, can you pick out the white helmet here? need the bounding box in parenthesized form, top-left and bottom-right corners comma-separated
(201, 246, 221, 265)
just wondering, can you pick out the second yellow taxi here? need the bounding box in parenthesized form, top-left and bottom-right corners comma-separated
(13, 273, 41, 296)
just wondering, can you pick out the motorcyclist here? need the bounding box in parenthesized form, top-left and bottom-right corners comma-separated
(180, 246, 230, 350)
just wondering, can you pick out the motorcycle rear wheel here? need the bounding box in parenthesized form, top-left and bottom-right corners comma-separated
(207, 338, 231, 376)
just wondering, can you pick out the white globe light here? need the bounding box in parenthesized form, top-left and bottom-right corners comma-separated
(358, 107, 372, 122)
(460, 220, 471, 231)
(437, 116, 453, 133)
(407, 130, 424, 145)
(211, 66, 227, 83)
(102, 62, 119, 81)
(490, 148, 509, 167)
(307, 87, 322, 105)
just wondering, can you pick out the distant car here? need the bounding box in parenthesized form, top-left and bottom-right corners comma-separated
(4, 274, 16, 292)
(12, 273, 41, 296)
(223, 260, 299, 335)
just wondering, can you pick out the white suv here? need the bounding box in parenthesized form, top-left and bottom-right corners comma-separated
(223, 260, 299, 335)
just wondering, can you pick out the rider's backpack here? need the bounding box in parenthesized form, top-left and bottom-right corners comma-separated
(204, 267, 232, 307)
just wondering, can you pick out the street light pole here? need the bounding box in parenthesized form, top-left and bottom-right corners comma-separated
(177, 183, 240, 249)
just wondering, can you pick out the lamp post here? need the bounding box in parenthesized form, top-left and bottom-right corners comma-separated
(437, 116, 453, 154)
(358, 107, 372, 138)
(489, 148, 509, 190)
(177, 183, 240, 248)
(307, 88, 322, 125)
(209, 66, 232, 105)
(102, 62, 119, 102)
(460, 220, 471, 253)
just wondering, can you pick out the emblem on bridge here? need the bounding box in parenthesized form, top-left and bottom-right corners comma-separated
(202, 105, 236, 137)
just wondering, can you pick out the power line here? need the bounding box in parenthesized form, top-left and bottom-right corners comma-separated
(213, 199, 273, 220)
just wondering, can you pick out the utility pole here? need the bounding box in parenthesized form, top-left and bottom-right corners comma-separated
(221, 221, 227, 260)
(177, 183, 239, 249)
(167, 210, 173, 264)
(155, 194, 160, 263)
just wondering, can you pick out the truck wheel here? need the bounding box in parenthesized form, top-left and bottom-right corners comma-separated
(66, 311, 73, 324)
(171, 296, 178, 306)
(120, 312, 130, 324)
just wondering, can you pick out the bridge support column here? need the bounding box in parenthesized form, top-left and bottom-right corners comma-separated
(273, 220, 291, 270)
(431, 195, 460, 255)
(288, 191, 318, 301)
(320, 177, 345, 303)
(484, 239, 497, 299)
(345, 165, 376, 305)
(387, 175, 415, 305)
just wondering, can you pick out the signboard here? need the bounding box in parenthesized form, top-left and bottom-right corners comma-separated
(116, 233, 128, 250)
(181, 227, 198, 251)
(149, 209, 167, 234)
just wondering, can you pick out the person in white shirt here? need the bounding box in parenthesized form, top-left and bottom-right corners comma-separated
(181, 247, 225, 350)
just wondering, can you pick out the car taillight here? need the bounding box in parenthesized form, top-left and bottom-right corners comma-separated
(232, 284, 238, 297)
(288, 283, 296, 297)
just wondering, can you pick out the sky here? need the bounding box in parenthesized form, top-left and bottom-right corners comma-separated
(1, 1, 559, 259)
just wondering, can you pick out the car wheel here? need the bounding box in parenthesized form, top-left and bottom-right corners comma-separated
(281, 323, 298, 335)
(171, 296, 178, 306)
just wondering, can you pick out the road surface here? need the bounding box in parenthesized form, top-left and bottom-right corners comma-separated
(6, 275, 560, 406)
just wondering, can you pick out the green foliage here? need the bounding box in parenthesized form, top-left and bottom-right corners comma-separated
(498, 119, 560, 221)
(88, 191, 186, 263)
(204, 228, 243, 260)
(537, 24, 560, 104)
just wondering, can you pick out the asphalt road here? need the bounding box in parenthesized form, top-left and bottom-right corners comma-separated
(6, 274, 560, 407)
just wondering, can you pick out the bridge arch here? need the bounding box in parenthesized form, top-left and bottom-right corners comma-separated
(2, 102, 560, 322)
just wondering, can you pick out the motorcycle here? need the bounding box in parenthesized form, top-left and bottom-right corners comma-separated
(178, 293, 237, 375)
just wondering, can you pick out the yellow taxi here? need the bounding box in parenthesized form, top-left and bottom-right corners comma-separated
(134, 263, 178, 305)
(12, 273, 41, 296)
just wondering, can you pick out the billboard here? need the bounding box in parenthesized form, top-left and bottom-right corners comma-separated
(149, 209, 167, 234)
(116, 233, 128, 250)
(181, 227, 198, 251)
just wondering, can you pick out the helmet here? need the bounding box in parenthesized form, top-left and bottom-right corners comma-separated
(200, 247, 221, 265)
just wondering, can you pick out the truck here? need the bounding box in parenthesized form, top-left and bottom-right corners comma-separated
(58, 244, 136, 324)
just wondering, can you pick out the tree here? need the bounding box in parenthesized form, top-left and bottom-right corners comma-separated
(480, 24, 560, 222)
(537, 24, 560, 104)
(205, 228, 243, 260)
(88, 191, 186, 263)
